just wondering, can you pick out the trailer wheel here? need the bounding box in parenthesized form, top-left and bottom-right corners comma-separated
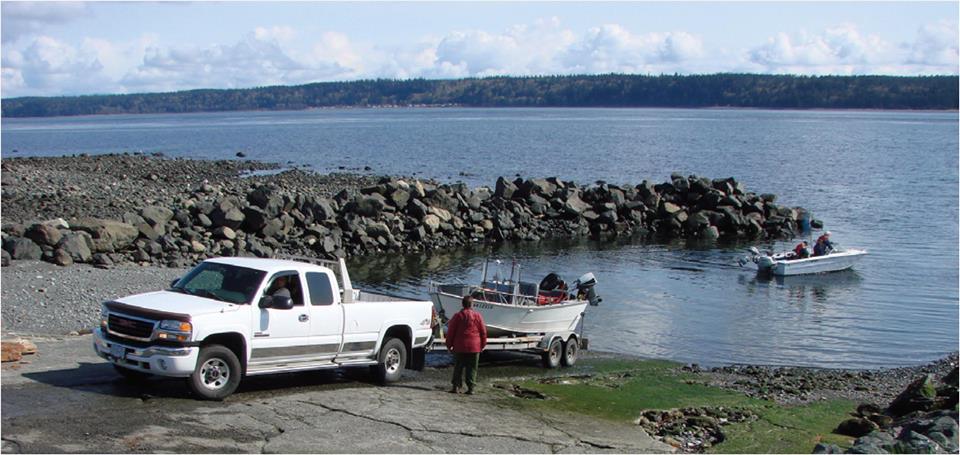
(561, 338, 579, 367)
(541, 337, 562, 369)
(375, 338, 407, 384)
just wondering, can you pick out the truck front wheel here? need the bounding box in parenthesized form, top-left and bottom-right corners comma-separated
(375, 338, 406, 384)
(188, 344, 241, 400)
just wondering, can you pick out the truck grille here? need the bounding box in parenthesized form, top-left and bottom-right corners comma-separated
(108, 314, 155, 339)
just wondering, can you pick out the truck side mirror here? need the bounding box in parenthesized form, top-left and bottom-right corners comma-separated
(260, 295, 294, 310)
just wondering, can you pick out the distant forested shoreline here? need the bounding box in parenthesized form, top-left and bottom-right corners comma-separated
(2, 73, 957, 118)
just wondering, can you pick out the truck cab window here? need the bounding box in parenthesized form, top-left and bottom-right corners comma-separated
(265, 272, 304, 306)
(306, 272, 335, 305)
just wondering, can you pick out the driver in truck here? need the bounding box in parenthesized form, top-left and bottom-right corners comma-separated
(268, 275, 291, 299)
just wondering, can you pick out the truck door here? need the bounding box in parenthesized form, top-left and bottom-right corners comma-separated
(304, 271, 345, 356)
(249, 271, 319, 363)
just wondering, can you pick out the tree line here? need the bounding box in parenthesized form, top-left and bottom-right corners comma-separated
(2, 73, 957, 117)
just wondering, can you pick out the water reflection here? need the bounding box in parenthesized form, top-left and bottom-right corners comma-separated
(740, 270, 864, 305)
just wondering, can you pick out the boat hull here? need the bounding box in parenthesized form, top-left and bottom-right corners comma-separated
(759, 249, 868, 276)
(430, 290, 588, 336)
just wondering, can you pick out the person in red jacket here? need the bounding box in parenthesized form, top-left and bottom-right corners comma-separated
(445, 295, 487, 394)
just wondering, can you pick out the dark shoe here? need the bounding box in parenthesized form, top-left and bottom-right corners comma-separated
(465, 388, 474, 395)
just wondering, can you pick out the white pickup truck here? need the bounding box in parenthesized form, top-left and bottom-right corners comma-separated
(93, 256, 435, 400)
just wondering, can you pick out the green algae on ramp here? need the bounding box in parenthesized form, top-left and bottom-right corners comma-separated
(495, 358, 856, 453)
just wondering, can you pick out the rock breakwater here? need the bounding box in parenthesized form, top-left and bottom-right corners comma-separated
(2, 155, 817, 268)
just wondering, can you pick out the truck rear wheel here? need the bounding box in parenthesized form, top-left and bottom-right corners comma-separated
(375, 338, 406, 384)
(541, 337, 562, 369)
(188, 344, 241, 400)
(561, 338, 579, 367)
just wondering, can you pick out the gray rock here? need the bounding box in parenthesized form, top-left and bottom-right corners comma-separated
(69, 217, 139, 252)
(893, 430, 940, 454)
(242, 206, 269, 232)
(213, 226, 237, 240)
(889, 375, 938, 417)
(50, 248, 73, 266)
(1, 249, 10, 266)
(354, 194, 387, 217)
(25, 223, 63, 247)
(140, 205, 174, 227)
(136, 223, 162, 241)
(210, 207, 245, 230)
(495, 177, 518, 199)
(261, 219, 284, 239)
(196, 213, 213, 228)
(812, 443, 844, 454)
(423, 214, 441, 233)
(407, 199, 430, 219)
(3, 237, 42, 260)
(563, 193, 591, 216)
(836, 417, 880, 437)
(389, 189, 410, 208)
(58, 232, 94, 262)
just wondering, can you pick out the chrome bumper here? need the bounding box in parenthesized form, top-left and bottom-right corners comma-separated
(93, 328, 199, 377)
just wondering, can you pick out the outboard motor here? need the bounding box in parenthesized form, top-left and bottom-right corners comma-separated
(572, 272, 601, 306)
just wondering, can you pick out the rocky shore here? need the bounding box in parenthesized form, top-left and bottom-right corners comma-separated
(1, 154, 818, 269)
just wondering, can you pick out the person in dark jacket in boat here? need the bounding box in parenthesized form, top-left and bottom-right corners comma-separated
(813, 231, 834, 256)
(445, 295, 488, 394)
(793, 241, 810, 259)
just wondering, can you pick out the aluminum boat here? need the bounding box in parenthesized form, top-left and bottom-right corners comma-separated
(741, 246, 867, 276)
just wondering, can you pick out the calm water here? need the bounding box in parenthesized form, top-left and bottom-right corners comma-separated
(3, 108, 958, 368)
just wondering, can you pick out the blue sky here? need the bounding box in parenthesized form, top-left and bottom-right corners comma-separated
(1, 1, 957, 98)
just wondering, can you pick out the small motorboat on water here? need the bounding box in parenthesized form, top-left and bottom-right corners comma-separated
(740, 246, 867, 276)
(429, 260, 601, 336)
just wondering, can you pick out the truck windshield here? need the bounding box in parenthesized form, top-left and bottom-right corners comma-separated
(170, 262, 266, 305)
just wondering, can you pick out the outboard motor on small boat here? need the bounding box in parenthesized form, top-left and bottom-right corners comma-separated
(572, 272, 601, 306)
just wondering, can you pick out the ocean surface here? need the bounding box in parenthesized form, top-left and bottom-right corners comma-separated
(3, 108, 958, 368)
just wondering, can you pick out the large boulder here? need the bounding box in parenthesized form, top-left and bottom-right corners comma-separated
(69, 218, 140, 252)
(1, 249, 10, 266)
(3, 237, 42, 260)
(423, 214, 441, 233)
(835, 417, 879, 438)
(25, 223, 62, 247)
(353, 194, 387, 217)
(495, 177, 517, 199)
(563, 193, 591, 216)
(210, 207, 245, 230)
(58, 232, 94, 262)
(889, 374, 938, 417)
(140, 205, 174, 227)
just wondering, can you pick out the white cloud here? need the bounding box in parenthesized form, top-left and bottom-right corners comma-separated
(560, 25, 704, 73)
(1, 18, 957, 98)
(746, 23, 957, 75)
(1, 1, 89, 44)
(905, 21, 959, 70)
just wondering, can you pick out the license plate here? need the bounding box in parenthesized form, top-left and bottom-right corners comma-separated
(111, 344, 126, 360)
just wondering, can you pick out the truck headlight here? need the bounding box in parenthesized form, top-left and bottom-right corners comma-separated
(156, 320, 192, 342)
(100, 307, 109, 329)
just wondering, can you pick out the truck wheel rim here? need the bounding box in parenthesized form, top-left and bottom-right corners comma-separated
(200, 358, 230, 390)
(385, 348, 401, 374)
(566, 343, 577, 360)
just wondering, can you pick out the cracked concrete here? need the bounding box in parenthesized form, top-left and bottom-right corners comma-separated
(1, 335, 672, 453)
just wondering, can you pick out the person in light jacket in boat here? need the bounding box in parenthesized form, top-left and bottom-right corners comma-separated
(445, 295, 488, 394)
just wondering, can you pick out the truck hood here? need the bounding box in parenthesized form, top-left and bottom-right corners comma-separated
(114, 290, 239, 318)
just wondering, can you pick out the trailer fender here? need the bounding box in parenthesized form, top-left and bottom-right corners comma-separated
(537, 332, 574, 351)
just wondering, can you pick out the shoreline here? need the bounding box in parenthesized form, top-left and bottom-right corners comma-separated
(3, 104, 957, 122)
